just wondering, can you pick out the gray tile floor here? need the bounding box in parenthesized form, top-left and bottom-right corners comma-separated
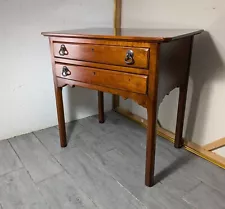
(0, 111, 225, 209)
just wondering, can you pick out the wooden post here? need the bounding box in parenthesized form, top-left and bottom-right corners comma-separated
(114, 0, 122, 29)
(112, 0, 122, 110)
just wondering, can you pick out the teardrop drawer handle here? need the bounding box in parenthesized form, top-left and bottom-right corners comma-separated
(125, 50, 135, 65)
(59, 45, 68, 56)
(62, 66, 71, 77)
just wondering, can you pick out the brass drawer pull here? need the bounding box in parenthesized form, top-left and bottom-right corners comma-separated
(59, 44, 68, 56)
(62, 66, 71, 77)
(125, 50, 135, 65)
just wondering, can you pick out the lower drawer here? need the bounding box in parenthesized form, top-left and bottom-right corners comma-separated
(55, 64, 147, 94)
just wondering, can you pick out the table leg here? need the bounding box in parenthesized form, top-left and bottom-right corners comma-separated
(98, 91, 105, 123)
(174, 37, 193, 148)
(145, 99, 157, 187)
(174, 85, 188, 148)
(112, 94, 120, 110)
(55, 87, 67, 147)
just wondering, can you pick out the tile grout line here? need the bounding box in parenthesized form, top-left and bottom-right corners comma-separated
(48, 126, 146, 209)
(0, 167, 24, 179)
(182, 196, 198, 209)
(33, 126, 104, 209)
(35, 170, 65, 185)
(56, 119, 85, 130)
(34, 121, 115, 209)
(5, 139, 51, 208)
(32, 131, 67, 177)
(64, 114, 204, 209)
(192, 176, 225, 198)
(18, 132, 65, 208)
(77, 146, 148, 209)
(61, 165, 132, 209)
(7, 138, 35, 183)
(51, 150, 104, 209)
(76, 114, 149, 208)
(32, 131, 56, 154)
(183, 181, 203, 197)
(34, 171, 65, 209)
(9, 132, 65, 185)
(78, 116, 196, 209)
(17, 113, 205, 208)
(0, 140, 24, 178)
(0, 168, 63, 209)
(76, 114, 120, 138)
(180, 180, 203, 209)
(2, 112, 224, 209)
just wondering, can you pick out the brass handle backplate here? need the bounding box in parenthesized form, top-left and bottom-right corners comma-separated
(62, 66, 71, 77)
(59, 44, 68, 56)
(125, 50, 135, 65)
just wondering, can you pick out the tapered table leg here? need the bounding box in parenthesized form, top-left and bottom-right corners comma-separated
(174, 37, 193, 148)
(98, 91, 105, 123)
(174, 85, 188, 148)
(145, 98, 157, 187)
(54, 87, 67, 147)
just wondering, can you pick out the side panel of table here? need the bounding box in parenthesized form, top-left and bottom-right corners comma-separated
(157, 36, 193, 148)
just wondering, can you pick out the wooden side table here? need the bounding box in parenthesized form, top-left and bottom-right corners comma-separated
(42, 28, 203, 187)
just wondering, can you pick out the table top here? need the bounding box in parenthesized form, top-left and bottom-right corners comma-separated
(42, 28, 203, 42)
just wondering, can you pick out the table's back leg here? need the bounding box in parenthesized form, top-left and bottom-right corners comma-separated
(55, 87, 67, 147)
(174, 37, 194, 148)
(174, 85, 188, 148)
(98, 91, 105, 123)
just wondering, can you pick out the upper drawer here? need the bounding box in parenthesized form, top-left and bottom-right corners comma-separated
(53, 43, 149, 69)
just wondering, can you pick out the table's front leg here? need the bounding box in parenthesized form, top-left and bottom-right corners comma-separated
(54, 86, 67, 147)
(145, 43, 159, 187)
(49, 38, 67, 148)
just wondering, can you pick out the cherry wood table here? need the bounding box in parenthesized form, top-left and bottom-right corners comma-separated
(42, 28, 203, 187)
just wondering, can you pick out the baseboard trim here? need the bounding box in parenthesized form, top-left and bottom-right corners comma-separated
(115, 107, 225, 170)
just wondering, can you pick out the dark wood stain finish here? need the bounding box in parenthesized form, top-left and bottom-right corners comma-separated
(42, 28, 203, 187)
(98, 91, 104, 123)
(54, 43, 149, 69)
(174, 37, 194, 148)
(42, 28, 203, 42)
(55, 64, 148, 94)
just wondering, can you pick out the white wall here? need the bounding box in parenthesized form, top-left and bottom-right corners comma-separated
(121, 0, 225, 156)
(2, 0, 225, 157)
(0, 0, 113, 140)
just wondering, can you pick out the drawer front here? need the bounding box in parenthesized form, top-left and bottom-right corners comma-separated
(53, 43, 149, 69)
(55, 64, 147, 94)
